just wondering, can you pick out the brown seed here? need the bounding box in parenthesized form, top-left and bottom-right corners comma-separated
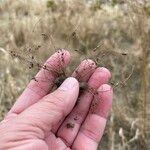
(121, 52, 127, 56)
(72, 31, 76, 37)
(32, 77, 38, 82)
(29, 62, 34, 69)
(66, 122, 75, 129)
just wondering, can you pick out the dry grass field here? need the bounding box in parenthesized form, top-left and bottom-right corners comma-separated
(0, 0, 150, 149)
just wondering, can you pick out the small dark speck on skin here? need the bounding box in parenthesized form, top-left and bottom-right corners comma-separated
(74, 116, 78, 121)
(66, 122, 75, 129)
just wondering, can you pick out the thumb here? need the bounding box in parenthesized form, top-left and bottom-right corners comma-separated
(16, 77, 79, 133)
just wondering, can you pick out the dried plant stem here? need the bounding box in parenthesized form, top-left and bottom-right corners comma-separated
(140, 48, 148, 141)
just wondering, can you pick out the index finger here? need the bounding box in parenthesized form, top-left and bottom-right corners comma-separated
(9, 50, 70, 114)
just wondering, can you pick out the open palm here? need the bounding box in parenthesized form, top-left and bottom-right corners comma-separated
(0, 50, 113, 150)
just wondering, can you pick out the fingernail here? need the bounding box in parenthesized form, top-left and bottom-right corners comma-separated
(98, 84, 112, 92)
(99, 67, 111, 79)
(59, 77, 78, 91)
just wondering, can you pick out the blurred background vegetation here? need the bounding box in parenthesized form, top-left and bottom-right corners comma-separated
(0, 0, 150, 149)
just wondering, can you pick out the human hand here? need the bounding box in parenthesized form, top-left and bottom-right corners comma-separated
(0, 50, 113, 150)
